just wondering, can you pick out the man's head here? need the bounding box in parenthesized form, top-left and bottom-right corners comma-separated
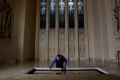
(56, 54, 61, 61)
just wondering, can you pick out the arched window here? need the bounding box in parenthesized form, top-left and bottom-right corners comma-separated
(40, 0, 46, 29)
(50, 0, 55, 28)
(59, 0, 65, 28)
(78, 0, 84, 28)
(68, 0, 74, 28)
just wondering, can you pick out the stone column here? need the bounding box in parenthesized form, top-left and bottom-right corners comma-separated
(65, 0, 69, 61)
(84, 0, 89, 65)
(55, 0, 59, 54)
(35, 0, 40, 62)
(46, 0, 50, 64)
(86, 0, 95, 65)
(74, 0, 79, 64)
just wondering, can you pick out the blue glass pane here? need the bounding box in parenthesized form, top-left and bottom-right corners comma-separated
(59, 0, 65, 28)
(78, 0, 84, 28)
(40, 0, 46, 29)
(69, 0, 74, 28)
(50, 0, 55, 28)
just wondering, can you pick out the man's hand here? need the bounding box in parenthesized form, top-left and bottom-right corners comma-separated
(62, 67, 66, 74)
(49, 67, 51, 71)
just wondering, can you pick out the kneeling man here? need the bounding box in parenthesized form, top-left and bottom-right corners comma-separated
(49, 54, 67, 74)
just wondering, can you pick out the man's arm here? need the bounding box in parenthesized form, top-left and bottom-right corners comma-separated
(63, 57, 67, 69)
(62, 58, 67, 74)
(49, 57, 56, 70)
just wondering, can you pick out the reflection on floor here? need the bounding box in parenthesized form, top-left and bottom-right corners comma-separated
(0, 61, 120, 80)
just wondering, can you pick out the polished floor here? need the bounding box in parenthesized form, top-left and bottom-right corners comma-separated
(0, 61, 120, 80)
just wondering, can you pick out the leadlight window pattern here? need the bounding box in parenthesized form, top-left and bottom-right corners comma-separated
(50, 0, 55, 28)
(40, 0, 46, 29)
(78, 0, 84, 28)
(40, 0, 84, 29)
(59, 0, 65, 28)
(68, 0, 74, 28)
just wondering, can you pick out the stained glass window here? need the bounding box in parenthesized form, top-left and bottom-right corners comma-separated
(68, 0, 74, 28)
(40, 0, 46, 29)
(40, 0, 84, 29)
(78, 0, 84, 28)
(59, 0, 65, 28)
(50, 0, 55, 28)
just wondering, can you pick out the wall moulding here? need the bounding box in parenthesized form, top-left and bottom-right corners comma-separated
(0, 0, 14, 38)
(113, 0, 120, 40)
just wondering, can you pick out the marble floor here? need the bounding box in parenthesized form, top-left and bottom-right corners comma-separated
(0, 61, 120, 80)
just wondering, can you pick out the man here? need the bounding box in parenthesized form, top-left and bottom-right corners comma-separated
(49, 54, 67, 73)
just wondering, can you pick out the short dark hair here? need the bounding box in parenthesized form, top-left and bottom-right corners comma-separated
(57, 54, 61, 57)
